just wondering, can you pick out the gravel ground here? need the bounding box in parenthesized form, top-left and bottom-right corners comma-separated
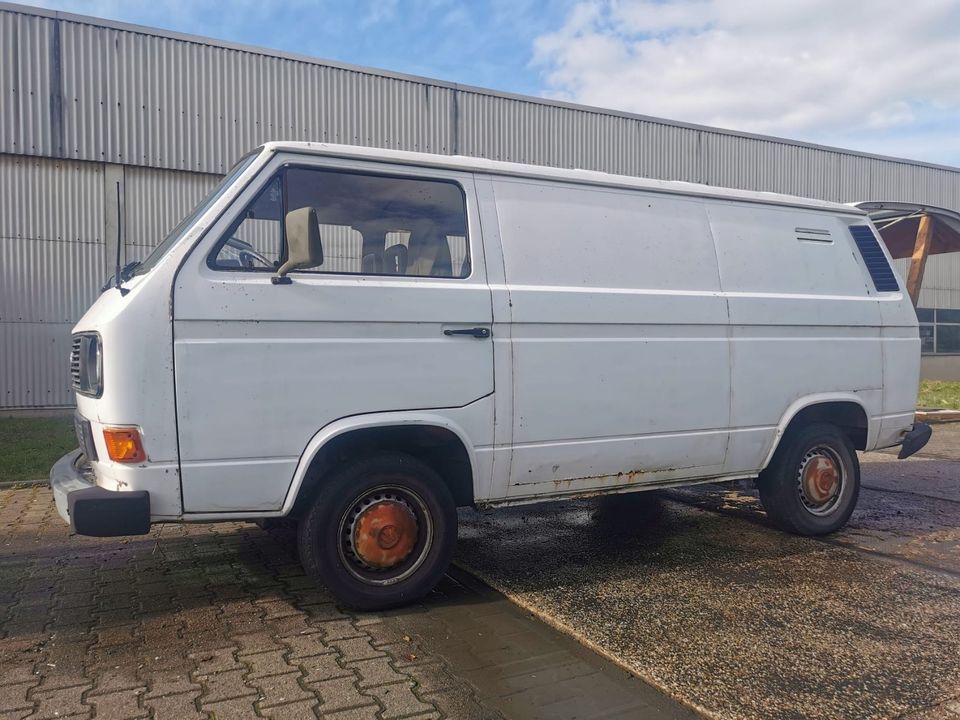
(454, 436, 960, 720)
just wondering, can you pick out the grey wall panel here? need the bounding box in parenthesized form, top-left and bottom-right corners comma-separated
(455, 93, 701, 181)
(0, 154, 103, 243)
(701, 133, 842, 201)
(0, 321, 74, 407)
(0, 10, 55, 157)
(124, 165, 219, 247)
(58, 19, 455, 174)
(0, 236, 101, 322)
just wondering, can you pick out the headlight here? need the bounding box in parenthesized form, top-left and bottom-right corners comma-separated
(72, 333, 102, 397)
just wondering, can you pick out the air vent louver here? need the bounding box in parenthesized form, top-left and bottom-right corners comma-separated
(849, 225, 899, 292)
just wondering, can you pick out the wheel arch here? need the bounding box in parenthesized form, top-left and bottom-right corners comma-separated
(281, 412, 479, 516)
(761, 394, 874, 470)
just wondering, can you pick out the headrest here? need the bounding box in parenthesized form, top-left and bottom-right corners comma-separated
(383, 245, 408, 275)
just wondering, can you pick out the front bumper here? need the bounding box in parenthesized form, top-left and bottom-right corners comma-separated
(898, 422, 932, 460)
(50, 450, 151, 536)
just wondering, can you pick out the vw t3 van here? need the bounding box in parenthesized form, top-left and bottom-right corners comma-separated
(51, 142, 931, 609)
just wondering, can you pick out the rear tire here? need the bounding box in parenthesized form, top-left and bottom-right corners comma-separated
(757, 423, 859, 536)
(297, 452, 456, 610)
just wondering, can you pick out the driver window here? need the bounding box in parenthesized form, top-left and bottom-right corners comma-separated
(284, 167, 470, 279)
(211, 176, 283, 270)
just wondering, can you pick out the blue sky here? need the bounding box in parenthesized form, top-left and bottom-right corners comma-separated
(32, 0, 960, 167)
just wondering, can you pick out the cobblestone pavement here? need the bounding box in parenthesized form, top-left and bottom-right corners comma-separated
(0, 486, 694, 720)
(0, 486, 500, 720)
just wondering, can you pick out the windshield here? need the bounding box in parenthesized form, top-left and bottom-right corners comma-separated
(131, 151, 260, 277)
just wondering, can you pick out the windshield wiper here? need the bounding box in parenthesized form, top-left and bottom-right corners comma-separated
(100, 261, 141, 293)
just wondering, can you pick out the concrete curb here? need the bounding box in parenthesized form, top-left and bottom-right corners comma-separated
(0, 479, 47, 490)
(916, 409, 960, 424)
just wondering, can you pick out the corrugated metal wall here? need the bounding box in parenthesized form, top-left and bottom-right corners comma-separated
(2, 2, 960, 407)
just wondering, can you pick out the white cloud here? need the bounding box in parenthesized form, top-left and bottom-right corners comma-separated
(533, 0, 960, 146)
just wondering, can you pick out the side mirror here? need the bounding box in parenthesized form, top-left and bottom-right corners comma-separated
(273, 207, 322, 284)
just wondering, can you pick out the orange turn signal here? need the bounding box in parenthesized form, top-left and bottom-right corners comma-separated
(102, 427, 146, 463)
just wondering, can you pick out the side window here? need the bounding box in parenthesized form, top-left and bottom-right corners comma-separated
(212, 176, 284, 270)
(285, 167, 470, 278)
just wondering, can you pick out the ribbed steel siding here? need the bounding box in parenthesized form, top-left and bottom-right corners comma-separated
(0, 154, 103, 242)
(59, 20, 455, 174)
(701, 133, 842, 201)
(0, 321, 75, 407)
(0, 11, 55, 157)
(0, 236, 101, 322)
(0, 153, 104, 408)
(124, 165, 219, 257)
(456, 92, 700, 180)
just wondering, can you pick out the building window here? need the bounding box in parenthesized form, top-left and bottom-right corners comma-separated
(917, 307, 960, 354)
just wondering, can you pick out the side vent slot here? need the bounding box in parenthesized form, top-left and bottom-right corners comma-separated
(796, 227, 832, 243)
(849, 225, 899, 292)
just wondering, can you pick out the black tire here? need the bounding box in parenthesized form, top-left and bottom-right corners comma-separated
(757, 423, 860, 536)
(297, 452, 456, 610)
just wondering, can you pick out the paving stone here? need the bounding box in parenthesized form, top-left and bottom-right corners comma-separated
(315, 620, 364, 642)
(299, 652, 353, 684)
(202, 696, 260, 719)
(141, 671, 200, 699)
(347, 657, 407, 689)
(197, 668, 257, 703)
(261, 699, 319, 719)
(254, 671, 314, 709)
(86, 665, 144, 695)
(243, 648, 295, 679)
(319, 706, 382, 720)
(363, 680, 436, 719)
(327, 638, 385, 664)
(234, 631, 284, 656)
(0, 681, 34, 712)
(189, 647, 241, 676)
(87, 688, 148, 718)
(27, 684, 93, 720)
(0, 709, 33, 720)
(312, 677, 376, 714)
(0, 657, 38, 686)
(280, 632, 332, 661)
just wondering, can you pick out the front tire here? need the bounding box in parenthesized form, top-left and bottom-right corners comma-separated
(757, 423, 860, 536)
(297, 452, 456, 610)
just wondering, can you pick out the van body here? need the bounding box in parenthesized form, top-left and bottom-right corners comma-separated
(52, 142, 930, 608)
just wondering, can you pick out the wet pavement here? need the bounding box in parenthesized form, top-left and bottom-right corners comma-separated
(0, 486, 693, 720)
(455, 428, 960, 720)
(3, 427, 959, 719)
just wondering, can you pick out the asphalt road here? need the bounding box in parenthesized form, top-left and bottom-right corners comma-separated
(454, 425, 960, 720)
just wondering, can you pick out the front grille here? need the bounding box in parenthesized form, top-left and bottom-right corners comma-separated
(70, 335, 83, 391)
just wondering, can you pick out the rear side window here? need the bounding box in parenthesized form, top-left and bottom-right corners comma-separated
(212, 167, 470, 278)
(848, 225, 900, 292)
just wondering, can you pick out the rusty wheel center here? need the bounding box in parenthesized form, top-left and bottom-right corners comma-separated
(797, 447, 844, 516)
(802, 455, 839, 502)
(352, 500, 418, 570)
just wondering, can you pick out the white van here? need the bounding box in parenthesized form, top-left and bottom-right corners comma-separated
(51, 142, 930, 609)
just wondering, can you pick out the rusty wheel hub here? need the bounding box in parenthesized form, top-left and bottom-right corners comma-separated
(797, 447, 844, 515)
(351, 498, 418, 570)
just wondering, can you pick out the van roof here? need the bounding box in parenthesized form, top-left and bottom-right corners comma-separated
(262, 141, 867, 217)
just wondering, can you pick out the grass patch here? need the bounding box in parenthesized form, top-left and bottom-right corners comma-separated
(918, 380, 960, 410)
(0, 416, 76, 483)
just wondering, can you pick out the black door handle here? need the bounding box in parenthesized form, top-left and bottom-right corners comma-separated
(443, 327, 491, 339)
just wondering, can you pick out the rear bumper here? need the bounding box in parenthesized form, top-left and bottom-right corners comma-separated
(50, 450, 151, 536)
(898, 422, 932, 460)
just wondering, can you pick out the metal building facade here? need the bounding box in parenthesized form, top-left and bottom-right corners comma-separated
(2, 1, 960, 408)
